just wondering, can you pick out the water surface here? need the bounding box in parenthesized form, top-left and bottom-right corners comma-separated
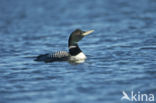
(0, 0, 156, 103)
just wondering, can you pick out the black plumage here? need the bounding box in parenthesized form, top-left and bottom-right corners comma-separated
(35, 51, 69, 62)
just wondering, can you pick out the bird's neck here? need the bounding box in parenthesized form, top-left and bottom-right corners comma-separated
(68, 42, 82, 56)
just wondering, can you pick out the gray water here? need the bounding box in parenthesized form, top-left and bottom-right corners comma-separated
(0, 0, 156, 103)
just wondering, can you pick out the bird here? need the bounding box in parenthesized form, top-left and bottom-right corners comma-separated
(34, 29, 94, 63)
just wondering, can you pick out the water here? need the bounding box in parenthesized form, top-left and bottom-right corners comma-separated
(0, 0, 156, 103)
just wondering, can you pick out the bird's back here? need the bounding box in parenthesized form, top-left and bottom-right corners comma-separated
(34, 51, 70, 62)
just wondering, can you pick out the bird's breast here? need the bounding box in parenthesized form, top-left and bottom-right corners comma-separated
(69, 52, 87, 63)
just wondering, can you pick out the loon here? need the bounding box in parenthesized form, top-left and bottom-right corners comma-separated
(34, 29, 94, 63)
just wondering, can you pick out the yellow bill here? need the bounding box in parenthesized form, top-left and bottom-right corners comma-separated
(82, 30, 94, 36)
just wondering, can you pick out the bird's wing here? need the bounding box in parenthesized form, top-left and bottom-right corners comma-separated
(35, 51, 70, 62)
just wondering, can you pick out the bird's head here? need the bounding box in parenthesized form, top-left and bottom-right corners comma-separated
(69, 29, 94, 45)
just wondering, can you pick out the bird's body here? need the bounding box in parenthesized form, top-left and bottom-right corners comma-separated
(34, 29, 94, 63)
(69, 52, 87, 63)
(35, 51, 69, 62)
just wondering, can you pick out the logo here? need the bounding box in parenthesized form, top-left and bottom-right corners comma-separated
(121, 91, 154, 102)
